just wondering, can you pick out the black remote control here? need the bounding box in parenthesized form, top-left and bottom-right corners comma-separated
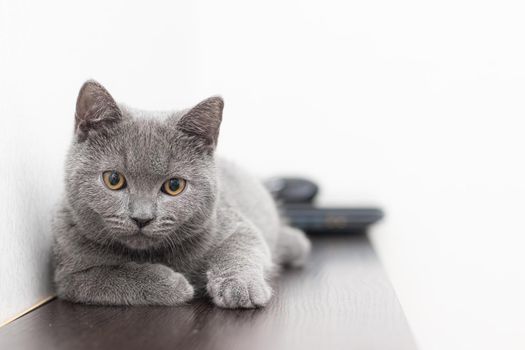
(282, 204, 383, 233)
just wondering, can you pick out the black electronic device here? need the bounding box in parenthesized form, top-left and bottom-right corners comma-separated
(265, 177, 384, 233)
(264, 177, 319, 204)
(282, 205, 383, 233)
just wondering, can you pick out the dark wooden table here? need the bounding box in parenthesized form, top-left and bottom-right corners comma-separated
(0, 235, 417, 350)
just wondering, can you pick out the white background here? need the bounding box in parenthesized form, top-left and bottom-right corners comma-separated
(1, 0, 524, 348)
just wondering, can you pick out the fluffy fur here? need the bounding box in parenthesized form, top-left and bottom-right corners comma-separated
(52, 80, 310, 308)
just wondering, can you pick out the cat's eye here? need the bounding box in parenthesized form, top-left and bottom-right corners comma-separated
(102, 171, 127, 190)
(161, 178, 186, 196)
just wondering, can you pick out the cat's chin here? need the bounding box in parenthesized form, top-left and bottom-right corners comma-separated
(116, 234, 162, 250)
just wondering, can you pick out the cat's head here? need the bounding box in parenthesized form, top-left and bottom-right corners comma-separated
(65, 80, 223, 250)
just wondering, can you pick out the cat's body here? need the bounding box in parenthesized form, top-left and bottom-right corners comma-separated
(53, 81, 310, 308)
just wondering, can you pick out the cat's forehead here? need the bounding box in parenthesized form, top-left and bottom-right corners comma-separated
(121, 120, 172, 174)
(99, 111, 190, 177)
(80, 104, 204, 180)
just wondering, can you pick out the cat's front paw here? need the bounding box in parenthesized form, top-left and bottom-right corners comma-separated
(206, 272, 272, 308)
(139, 263, 194, 305)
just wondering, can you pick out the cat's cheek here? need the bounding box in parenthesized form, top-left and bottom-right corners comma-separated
(97, 186, 127, 213)
(156, 193, 197, 229)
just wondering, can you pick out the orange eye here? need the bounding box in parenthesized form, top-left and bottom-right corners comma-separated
(103, 171, 126, 190)
(161, 178, 186, 196)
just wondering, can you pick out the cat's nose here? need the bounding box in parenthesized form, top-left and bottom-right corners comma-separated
(131, 217, 153, 228)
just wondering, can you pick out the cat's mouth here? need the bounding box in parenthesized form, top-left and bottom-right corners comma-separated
(116, 232, 161, 250)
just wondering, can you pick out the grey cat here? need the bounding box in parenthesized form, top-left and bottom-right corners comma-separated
(52, 80, 311, 308)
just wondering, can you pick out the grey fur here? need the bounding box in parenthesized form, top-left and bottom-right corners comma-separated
(52, 80, 311, 308)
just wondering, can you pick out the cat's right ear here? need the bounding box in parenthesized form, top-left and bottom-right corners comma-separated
(75, 80, 122, 142)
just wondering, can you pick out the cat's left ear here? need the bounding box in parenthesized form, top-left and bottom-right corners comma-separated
(75, 80, 122, 142)
(176, 96, 224, 152)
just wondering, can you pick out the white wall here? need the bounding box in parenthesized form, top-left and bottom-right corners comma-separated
(1, 0, 524, 348)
